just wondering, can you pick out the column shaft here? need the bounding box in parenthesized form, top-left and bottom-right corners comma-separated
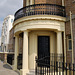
(30, 0, 34, 5)
(26, 0, 29, 6)
(57, 32, 62, 54)
(21, 31, 29, 75)
(57, 31, 63, 62)
(62, 0, 64, 6)
(4, 53, 7, 63)
(13, 36, 19, 70)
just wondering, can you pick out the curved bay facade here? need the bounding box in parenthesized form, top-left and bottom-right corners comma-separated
(13, 0, 66, 75)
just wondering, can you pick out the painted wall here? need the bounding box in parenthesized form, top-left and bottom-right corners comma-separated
(13, 15, 66, 70)
(14, 15, 66, 34)
(28, 31, 57, 69)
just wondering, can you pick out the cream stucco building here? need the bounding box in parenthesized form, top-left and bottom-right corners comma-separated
(1, 15, 14, 52)
(13, 0, 66, 75)
(0, 37, 1, 51)
(0, 15, 14, 63)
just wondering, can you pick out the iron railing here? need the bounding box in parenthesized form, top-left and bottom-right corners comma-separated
(17, 54, 22, 70)
(35, 54, 75, 75)
(7, 54, 14, 65)
(14, 4, 66, 21)
(37, 53, 64, 67)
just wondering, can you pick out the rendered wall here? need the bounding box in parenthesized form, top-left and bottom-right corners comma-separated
(28, 31, 56, 69)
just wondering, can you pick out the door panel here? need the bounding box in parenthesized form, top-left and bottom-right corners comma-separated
(38, 36, 50, 59)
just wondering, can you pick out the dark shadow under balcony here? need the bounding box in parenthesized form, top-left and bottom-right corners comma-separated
(14, 4, 66, 21)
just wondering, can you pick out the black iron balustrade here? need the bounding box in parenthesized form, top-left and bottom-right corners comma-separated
(14, 4, 66, 21)
(37, 53, 64, 62)
(17, 54, 22, 70)
(36, 53, 63, 67)
(7, 54, 14, 65)
(35, 54, 75, 75)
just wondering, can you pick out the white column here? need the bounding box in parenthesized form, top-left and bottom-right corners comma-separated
(26, 0, 29, 6)
(21, 31, 29, 75)
(30, 0, 34, 5)
(62, 0, 64, 6)
(57, 32, 62, 54)
(4, 53, 7, 63)
(13, 36, 19, 70)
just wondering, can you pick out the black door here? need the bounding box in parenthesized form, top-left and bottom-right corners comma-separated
(38, 36, 50, 59)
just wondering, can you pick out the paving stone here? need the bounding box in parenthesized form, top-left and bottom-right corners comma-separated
(0, 61, 20, 75)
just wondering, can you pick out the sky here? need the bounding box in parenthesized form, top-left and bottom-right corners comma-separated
(0, 0, 23, 37)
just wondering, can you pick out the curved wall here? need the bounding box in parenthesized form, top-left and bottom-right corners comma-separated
(13, 15, 66, 35)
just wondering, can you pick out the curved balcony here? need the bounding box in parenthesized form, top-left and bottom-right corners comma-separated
(14, 4, 66, 21)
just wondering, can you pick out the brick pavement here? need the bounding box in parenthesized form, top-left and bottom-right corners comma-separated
(0, 60, 20, 75)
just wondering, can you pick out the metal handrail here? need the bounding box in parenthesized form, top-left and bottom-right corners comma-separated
(36, 53, 63, 62)
(35, 55, 75, 75)
(14, 4, 66, 21)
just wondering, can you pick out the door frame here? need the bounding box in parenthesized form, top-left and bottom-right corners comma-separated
(37, 36, 50, 58)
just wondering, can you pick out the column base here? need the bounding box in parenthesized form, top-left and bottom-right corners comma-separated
(4, 53, 7, 63)
(13, 65, 17, 70)
(20, 69, 29, 75)
(57, 53, 63, 62)
(4, 60, 7, 63)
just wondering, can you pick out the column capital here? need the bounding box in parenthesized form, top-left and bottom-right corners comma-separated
(23, 30, 30, 33)
(55, 31, 62, 33)
(14, 34, 19, 37)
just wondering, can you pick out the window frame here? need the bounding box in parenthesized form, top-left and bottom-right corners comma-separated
(67, 35, 72, 51)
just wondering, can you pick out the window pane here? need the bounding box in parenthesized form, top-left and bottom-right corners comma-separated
(68, 35, 71, 39)
(11, 19, 13, 23)
(69, 40, 72, 50)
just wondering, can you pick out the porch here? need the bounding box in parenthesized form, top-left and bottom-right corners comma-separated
(13, 30, 66, 75)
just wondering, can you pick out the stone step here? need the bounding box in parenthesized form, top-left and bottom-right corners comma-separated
(27, 73, 35, 75)
(27, 70, 35, 75)
(29, 70, 35, 73)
